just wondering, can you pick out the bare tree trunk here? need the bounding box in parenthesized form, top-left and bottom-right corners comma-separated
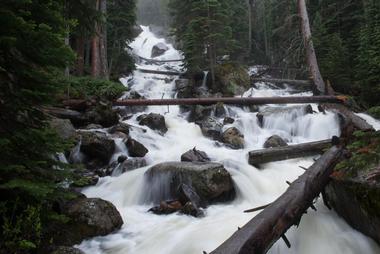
(91, 0, 101, 78)
(211, 146, 344, 254)
(99, 0, 109, 79)
(76, 36, 85, 76)
(247, 0, 254, 57)
(298, 0, 326, 95)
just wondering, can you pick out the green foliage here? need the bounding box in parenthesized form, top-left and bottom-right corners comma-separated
(368, 106, 380, 120)
(58, 76, 127, 100)
(168, 0, 249, 72)
(335, 131, 380, 178)
(0, 202, 42, 253)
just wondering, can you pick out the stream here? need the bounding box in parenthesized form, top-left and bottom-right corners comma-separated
(77, 26, 380, 254)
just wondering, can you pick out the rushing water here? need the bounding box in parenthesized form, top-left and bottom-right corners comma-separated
(77, 26, 380, 254)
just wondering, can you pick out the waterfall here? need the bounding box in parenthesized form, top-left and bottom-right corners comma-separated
(202, 71, 209, 88)
(77, 26, 380, 254)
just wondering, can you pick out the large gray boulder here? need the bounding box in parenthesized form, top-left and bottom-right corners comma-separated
(263, 135, 288, 148)
(196, 117, 223, 141)
(80, 132, 115, 165)
(137, 113, 168, 134)
(50, 118, 76, 140)
(144, 162, 235, 206)
(221, 127, 245, 149)
(256, 105, 313, 127)
(151, 42, 169, 58)
(63, 198, 123, 243)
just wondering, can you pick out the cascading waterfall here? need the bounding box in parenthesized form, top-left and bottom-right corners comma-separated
(77, 26, 380, 254)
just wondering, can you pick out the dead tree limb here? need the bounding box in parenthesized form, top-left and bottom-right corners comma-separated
(211, 146, 344, 254)
(251, 78, 312, 87)
(248, 139, 332, 166)
(136, 68, 184, 76)
(136, 55, 183, 63)
(114, 96, 344, 107)
(298, 0, 326, 95)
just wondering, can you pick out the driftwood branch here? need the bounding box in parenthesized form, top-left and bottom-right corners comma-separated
(248, 139, 332, 166)
(211, 146, 344, 254)
(114, 96, 344, 107)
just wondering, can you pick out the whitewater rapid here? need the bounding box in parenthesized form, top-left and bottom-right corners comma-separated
(77, 26, 380, 254)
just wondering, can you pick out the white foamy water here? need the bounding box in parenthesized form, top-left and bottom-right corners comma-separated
(77, 26, 380, 254)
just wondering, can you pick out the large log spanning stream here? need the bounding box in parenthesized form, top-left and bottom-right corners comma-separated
(114, 96, 344, 107)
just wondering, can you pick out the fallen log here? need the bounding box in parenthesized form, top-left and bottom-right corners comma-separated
(321, 103, 374, 131)
(41, 106, 88, 125)
(298, 0, 326, 95)
(136, 68, 184, 76)
(211, 146, 344, 254)
(248, 139, 332, 166)
(251, 78, 312, 88)
(136, 55, 183, 63)
(114, 96, 344, 107)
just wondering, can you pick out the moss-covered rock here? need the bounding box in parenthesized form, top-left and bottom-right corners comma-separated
(213, 63, 250, 96)
(326, 131, 380, 244)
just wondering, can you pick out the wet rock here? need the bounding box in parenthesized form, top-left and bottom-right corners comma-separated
(263, 135, 288, 148)
(178, 183, 202, 208)
(223, 117, 235, 125)
(117, 91, 147, 115)
(196, 117, 223, 141)
(137, 113, 168, 134)
(60, 198, 123, 244)
(120, 158, 147, 172)
(256, 105, 313, 127)
(80, 132, 115, 165)
(221, 127, 245, 149)
(214, 103, 226, 118)
(51, 246, 85, 254)
(175, 79, 193, 99)
(44, 107, 89, 127)
(125, 138, 148, 157)
(151, 42, 169, 58)
(50, 118, 76, 140)
(85, 123, 103, 130)
(118, 155, 128, 163)
(189, 105, 214, 122)
(180, 202, 204, 217)
(132, 25, 143, 37)
(181, 148, 211, 163)
(85, 103, 119, 128)
(71, 171, 99, 188)
(213, 63, 250, 96)
(108, 122, 130, 136)
(145, 162, 235, 205)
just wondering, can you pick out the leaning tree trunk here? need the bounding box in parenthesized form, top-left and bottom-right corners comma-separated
(298, 0, 326, 95)
(211, 146, 344, 254)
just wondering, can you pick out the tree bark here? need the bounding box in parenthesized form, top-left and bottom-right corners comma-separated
(248, 139, 332, 166)
(76, 36, 85, 76)
(91, 0, 101, 77)
(298, 0, 326, 95)
(114, 96, 344, 107)
(99, 0, 109, 79)
(211, 146, 344, 254)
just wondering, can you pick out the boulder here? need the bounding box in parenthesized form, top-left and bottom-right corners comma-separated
(221, 127, 245, 149)
(125, 138, 148, 157)
(189, 105, 214, 122)
(108, 122, 130, 136)
(196, 117, 223, 141)
(151, 42, 169, 58)
(51, 247, 85, 254)
(117, 91, 147, 115)
(214, 103, 227, 118)
(80, 132, 115, 165)
(181, 148, 211, 162)
(137, 113, 168, 134)
(85, 103, 119, 128)
(149, 200, 183, 215)
(181, 202, 204, 217)
(175, 79, 193, 99)
(263, 135, 288, 148)
(256, 105, 313, 127)
(213, 63, 250, 96)
(144, 162, 235, 205)
(50, 118, 76, 140)
(61, 198, 123, 244)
